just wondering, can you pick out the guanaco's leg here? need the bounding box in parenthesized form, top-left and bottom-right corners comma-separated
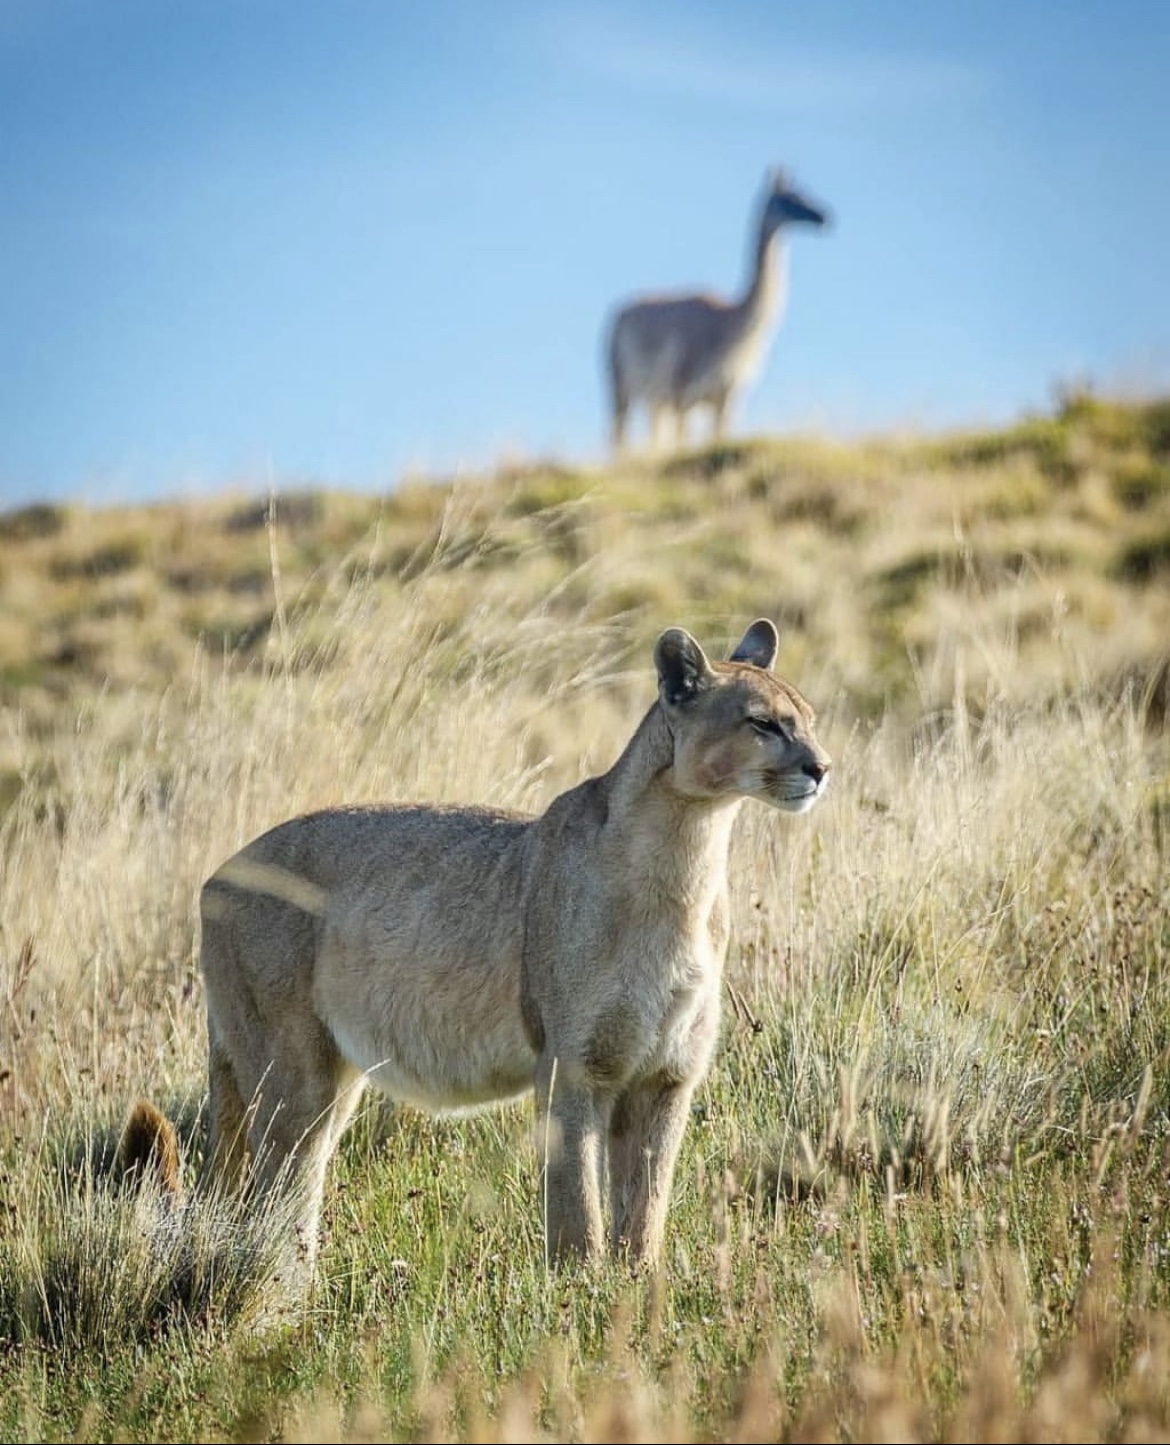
(649, 403, 674, 453)
(611, 392, 630, 454)
(711, 391, 733, 441)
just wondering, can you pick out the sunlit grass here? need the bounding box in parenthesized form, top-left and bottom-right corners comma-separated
(0, 394, 1167, 1440)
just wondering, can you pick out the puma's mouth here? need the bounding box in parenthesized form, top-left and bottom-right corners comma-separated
(770, 774, 829, 813)
(781, 791, 821, 815)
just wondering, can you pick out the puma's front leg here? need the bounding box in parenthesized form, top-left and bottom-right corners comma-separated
(534, 1054, 610, 1265)
(609, 1077, 696, 1268)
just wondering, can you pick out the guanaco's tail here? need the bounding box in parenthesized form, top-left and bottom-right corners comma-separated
(116, 1097, 183, 1198)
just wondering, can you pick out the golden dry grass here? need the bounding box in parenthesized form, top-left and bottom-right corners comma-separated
(0, 388, 1167, 1441)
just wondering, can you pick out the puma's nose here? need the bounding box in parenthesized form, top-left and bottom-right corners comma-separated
(803, 759, 830, 785)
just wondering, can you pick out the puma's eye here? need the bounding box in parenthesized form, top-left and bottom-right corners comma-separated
(748, 715, 784, 738)
(748, 714, 796, 740)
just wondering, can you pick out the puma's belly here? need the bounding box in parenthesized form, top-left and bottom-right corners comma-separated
(326, 1007, 537, 1113)
(312, 900, 537, 1113)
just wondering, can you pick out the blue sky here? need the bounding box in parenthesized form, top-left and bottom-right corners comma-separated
(3, 0, 1168, 508)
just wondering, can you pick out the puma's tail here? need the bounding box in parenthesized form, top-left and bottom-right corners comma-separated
(116, 1097, 183, 1198)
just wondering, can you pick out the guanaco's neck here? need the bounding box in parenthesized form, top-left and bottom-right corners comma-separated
(733, 218, 789, 346)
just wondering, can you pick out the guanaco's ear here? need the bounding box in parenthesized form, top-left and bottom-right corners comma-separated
(655, 627, 714, 706)
(729, 618, 779, 670)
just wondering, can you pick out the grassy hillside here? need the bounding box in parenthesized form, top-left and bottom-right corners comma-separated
(2, 387, 1168, 749)
(0, 390, 1167, 1442)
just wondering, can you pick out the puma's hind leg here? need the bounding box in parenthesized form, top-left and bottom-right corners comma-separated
(198, 1029, 250, 1196)
(246, 1055, 366, 1268)
(200, 1003, 366, 1267)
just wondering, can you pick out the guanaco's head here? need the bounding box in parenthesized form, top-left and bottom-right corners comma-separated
(762, 167, 830, 233)
(654, 618, 831, 814)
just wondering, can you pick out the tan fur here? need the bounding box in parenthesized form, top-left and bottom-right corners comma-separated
(125, 619, 830, 1272)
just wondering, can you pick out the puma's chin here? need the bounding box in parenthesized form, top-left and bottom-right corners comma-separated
(771, 780, 827, 814)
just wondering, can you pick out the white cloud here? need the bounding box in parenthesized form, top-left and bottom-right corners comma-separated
(550, 7, 987, 116)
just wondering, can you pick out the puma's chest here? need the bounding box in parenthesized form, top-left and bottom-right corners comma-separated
(581, 922, 727, 1089)
(648, 972, 723, 1082)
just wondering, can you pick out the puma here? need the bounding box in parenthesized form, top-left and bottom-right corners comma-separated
(120, 618, 830, 1272)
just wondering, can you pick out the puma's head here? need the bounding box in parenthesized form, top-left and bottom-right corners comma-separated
(654, 618, 830, 813)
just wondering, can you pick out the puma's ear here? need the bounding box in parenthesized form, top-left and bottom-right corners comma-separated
(729, 618, 779, 670)
(655, 627, 714, 706)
